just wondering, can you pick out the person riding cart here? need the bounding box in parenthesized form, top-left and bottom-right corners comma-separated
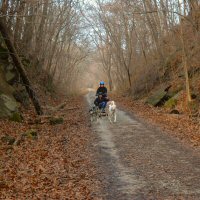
(94, 81, 109, 112)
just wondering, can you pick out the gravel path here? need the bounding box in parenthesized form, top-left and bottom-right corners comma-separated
(86, 93, 200, 200)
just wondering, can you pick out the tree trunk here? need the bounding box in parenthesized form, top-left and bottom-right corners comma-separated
(34, 0, 49, 63)
(178, 0, 192, 104)
(0, 19, 43, 115)
(180, 21, 192, 103)
(127, 69, 132, 88)
(108, 69, 113, 91)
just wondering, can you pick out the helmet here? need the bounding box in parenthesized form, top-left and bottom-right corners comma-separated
(100, 81, 104, 85)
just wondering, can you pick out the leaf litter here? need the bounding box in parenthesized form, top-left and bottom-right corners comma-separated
(0, 96, 102, 199)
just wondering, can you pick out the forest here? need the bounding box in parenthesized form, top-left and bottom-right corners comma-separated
(0, 0, 200, 199)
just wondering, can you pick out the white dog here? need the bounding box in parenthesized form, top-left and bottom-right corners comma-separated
(108, 101, 117, 123)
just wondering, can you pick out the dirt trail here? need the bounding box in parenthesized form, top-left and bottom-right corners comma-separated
(86, 93, 200, 199)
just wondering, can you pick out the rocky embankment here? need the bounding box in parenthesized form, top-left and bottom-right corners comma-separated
(0, 45, 29, 121)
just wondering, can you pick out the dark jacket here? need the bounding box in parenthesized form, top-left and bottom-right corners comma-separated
(95, 97, 105, 104)
(94, 96, 109, 106)
(96, 86, 107, 96)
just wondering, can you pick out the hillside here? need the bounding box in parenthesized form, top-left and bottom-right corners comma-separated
(1, 0, 200, 199)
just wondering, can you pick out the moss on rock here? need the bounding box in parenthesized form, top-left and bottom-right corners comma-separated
(0, 66, 15, 96)
(9, 112, 23, 123)
(13, 87, 30, 107)
(164, 98, 177, 109)
(23, 129, 38, 140)
(0, 46, 9, 60)
(5, 71, 16, 84)
(1, 135, 16, 145)
(0, 94, 19, 118)
(50, 117, 64, 125)
(146, 89, 167, 106)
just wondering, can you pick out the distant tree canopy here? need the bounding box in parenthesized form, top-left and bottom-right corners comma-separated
(0, 0, 90, 93)
(1, 0, 200, 101)
(85, 0, 200, 102)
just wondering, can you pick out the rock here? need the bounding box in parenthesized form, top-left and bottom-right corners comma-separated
(9, 112, 23, 122)
(1, 134, 16, 145)
(191, 93, 197, 99)
(49, 117, 64, 125)
(14, 129, 38, 145)
(5, 71, 16, 84)
(13, 87, 30, 108)
(0, 45, 9, 60)
(170, 109, 180, 114)
(173, 91, 183, 100)
(23, 129, 38, 140)
(167, 90, 179, 99)
(164, 98, 177, 109)
(0, 49, 23, 118)
(167, 85, 183, 98)
(6, 63, 14, 71)
(14, 135, 25, 146)
(0, 66, 15, 96)
(14, 138, 23, 146)
(21, 57, 31, 68)
(146, 87, 169, 106)
(0, 94, 19, 118)
(2, 94, 18, 112)
(6, 147, 13, 154)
